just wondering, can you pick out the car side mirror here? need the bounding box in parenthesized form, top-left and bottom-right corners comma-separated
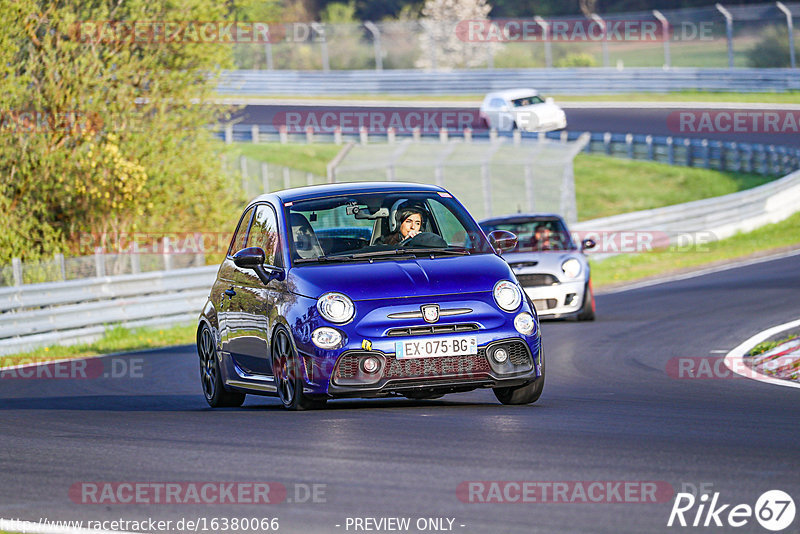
(581, 238, 596, 251)
(488, 230, 518, 254)
(545, 97, 554, 104)
(232, 247, 284, 284)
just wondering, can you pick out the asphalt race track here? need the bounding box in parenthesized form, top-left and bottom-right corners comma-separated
(234, 104, 800, 147)
(1, 253, 799, 533)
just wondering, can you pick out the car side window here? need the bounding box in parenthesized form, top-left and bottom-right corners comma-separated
(248, 204, 282, 267)
(228, 206, 255, 257)
(429, 200, 467, 247)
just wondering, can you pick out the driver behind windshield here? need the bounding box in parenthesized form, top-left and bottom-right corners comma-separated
(381, 202, 425, 246)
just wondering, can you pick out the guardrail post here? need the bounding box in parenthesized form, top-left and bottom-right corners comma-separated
(684, 138, 693, 166)
(387, 127, 395, 144)
(481, 163, 492, 218)
(718, 143, 727, 170)
(94, 247, 105, 278)
(55, 253, 66, 281)
(360, 127, 369, 145)
(162, 237, 173, 271)
(513, 129, 521, 145)
(251, 124, 259, 143)
(603, 132, 612, 155)
(334, 126, 342, 145)
(319, 23, 330, 72)
(731, 142, 740, 171)
(306, 126, 314, 144)
(537, 131, 546, 144)
(412, 127, 421, 142)
(524, 164, 535, 211)
(625, 133, 634, 159)
(768, 145, 778, 174)
(283, 167, 291, 189)
(261, 162, 269, 192)
(386, 165, 395, 181)
(645, 135, 654, 160)
(776, 2, 796, 69)
(11, 257, 22, 286)
(439, 128, 448, 143)
(239, 156, 249, 195)
(560, 130, 569, 144)
(306, 172, 314, 186)
(463, 127, 472, 143)
(716, 4, 735, 68)
(279, 125, 288, 144)
(489, 129, 498, 143)
(666, 136, 674, 165)
(583, 131, 592, 153)
(130, 245, 141, 274)
(701, 139, 710, 168)
(435, 164, 444, 186)
(224, 123, 233, 144)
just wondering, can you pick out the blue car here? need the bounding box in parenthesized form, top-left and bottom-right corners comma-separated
(197, 182, 544, 410)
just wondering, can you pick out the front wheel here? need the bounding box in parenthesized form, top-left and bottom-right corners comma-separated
(577, 279, 596, 321)
(272, 327, 327, 411)
(493, 346, 545, 405)
(197, 324, 246, 408)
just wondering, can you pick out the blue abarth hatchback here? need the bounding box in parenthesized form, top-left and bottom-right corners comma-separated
(197, 182, 544, 410)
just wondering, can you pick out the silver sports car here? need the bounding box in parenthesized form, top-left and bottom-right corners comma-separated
(479, 214, 596, 321)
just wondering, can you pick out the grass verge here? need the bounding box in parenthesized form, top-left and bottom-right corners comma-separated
(228, 143, 342, 177)
(0, 324, 196, 368)
(591, 211, 800, 288)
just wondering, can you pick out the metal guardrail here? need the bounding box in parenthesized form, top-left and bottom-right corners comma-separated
(217, 68, 800, 96)
(0, 266, 218, 356)
(216, 124, 800, 177)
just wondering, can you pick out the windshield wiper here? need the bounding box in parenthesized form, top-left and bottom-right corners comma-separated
(293, 255, 360, 264)
(347, 249, 419, 259)
(401, 247, 471, 256)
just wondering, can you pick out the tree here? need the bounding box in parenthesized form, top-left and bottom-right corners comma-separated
(416, 0, 496, 69)
(0, 0, 241, 263)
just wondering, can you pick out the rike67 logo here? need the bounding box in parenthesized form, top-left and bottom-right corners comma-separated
(668, 489, 795, 531)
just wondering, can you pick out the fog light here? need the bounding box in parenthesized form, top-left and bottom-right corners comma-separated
(493, 348, 508, 363)
(361, 356, 381, 374)
(312, 327, 343, 350)
(514, 312, 536, 336)
(565, 293, 577, 306)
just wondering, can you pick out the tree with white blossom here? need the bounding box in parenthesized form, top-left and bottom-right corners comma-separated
(416, 0, 497, 69)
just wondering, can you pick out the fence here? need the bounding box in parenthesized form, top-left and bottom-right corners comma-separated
(227, 2, 800, 71)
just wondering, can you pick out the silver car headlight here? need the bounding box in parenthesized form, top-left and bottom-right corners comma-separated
(317, 292, 355, 324)
(494, 280, 522, 312)
(561, 258, 581, 279)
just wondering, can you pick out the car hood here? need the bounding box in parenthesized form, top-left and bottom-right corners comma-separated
(513, 103, 563, 116)
(502, 250, 587, 276)
(287, 253, 515, 301)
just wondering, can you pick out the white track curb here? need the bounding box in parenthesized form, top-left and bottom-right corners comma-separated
(723, 318, 800, 390)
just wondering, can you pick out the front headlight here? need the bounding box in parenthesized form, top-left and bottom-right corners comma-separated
(317, 292, 355, 324)
(312, 327, 344, 349)
(493, 280, 522, 312)
(514, 312, 536, 336)
(561, 258, 581, 279)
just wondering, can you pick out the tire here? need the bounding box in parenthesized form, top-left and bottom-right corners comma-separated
(493, 346, 545, 405)
(577, 279, 596, 321)
(272, 327, 327, 411)
(197, 324, 246, 408)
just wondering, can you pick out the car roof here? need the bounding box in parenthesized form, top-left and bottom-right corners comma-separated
(485, 88, 541, 100)
(479, 213, 567, 226)
(251, 181, 448, 204)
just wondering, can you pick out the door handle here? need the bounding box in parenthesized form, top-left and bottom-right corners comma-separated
(224, 288, 236, 297)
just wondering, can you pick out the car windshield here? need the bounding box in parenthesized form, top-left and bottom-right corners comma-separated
(511, 95, 544, 107)
(285, 191, 492, 263)
(482, 218, 574, 252)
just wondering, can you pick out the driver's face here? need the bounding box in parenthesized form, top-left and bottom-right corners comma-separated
(400, 213, 422, 238)
(535, 227, 551, 246)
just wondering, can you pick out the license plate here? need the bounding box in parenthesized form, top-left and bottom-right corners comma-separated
(395, 336, 478, 360)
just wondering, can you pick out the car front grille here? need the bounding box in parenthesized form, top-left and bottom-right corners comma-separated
(532, 298, 558, 311)
(516, 273, 559, 286)
(383, 351, 491, 380)
(386, 323, 480, 337)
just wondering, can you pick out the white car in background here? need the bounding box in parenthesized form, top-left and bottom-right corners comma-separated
(479, 89, 567, 133)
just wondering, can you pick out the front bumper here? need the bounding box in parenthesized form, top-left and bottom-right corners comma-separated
(523, 279, 585, 318)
